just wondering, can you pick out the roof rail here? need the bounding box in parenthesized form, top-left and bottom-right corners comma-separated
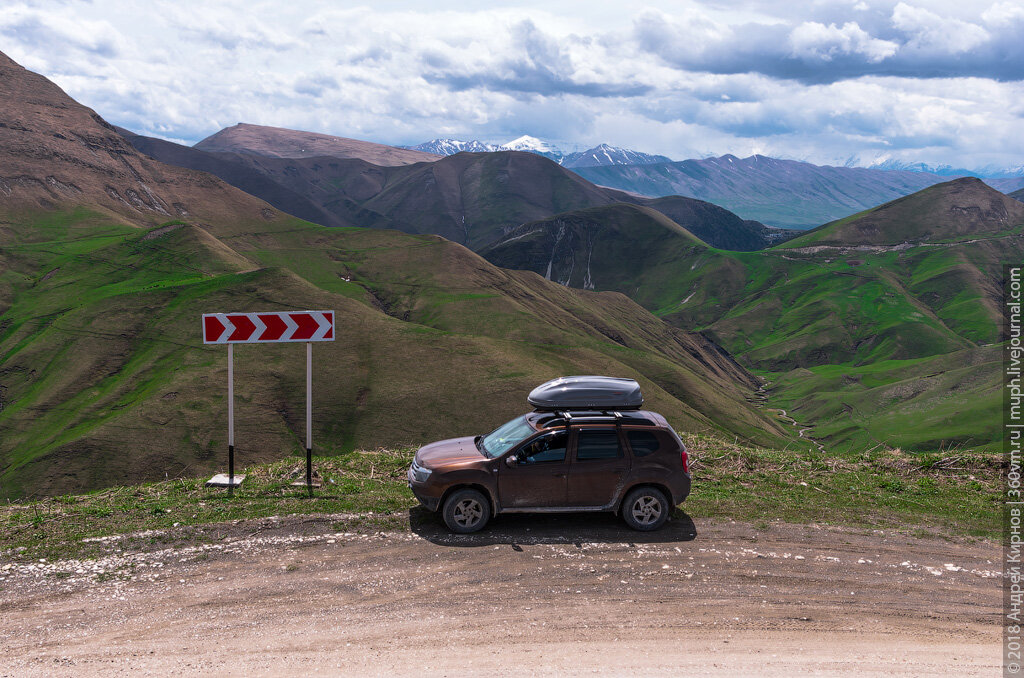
(558, 410, 624, 427)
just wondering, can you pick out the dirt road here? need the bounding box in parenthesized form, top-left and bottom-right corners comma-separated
(0, 511, 1002, 676)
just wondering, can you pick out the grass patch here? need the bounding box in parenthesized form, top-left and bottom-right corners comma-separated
(0, 447, 419, 561)
(680, 432, 1001, 539)
(0, 434, 1001, 562)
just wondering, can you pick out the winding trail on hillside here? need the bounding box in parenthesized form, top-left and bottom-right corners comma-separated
(784, 232, 1024, 255)
(769, 408, 827, 453)
(0, 513, 1000, 677)
(752, 383, 826, 453)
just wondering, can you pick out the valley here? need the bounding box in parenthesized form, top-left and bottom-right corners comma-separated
(485, 178, 1020, 452)
(0, 51, 786, 500)
(0, 47, 1015, 502)
(0, 5, 1016, 676)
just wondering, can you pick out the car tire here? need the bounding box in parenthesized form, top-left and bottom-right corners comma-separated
(442, 488, 490, 534)
(622, 486, 670, 531)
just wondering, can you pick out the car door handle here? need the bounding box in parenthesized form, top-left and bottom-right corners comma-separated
(553, 473, 567, 478)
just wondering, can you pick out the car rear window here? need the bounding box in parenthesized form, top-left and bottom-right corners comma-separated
(575, 429, 622, 461)
(627, 430, 661, 457)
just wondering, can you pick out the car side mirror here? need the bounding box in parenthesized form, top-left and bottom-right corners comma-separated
(505, 455, 519, 468)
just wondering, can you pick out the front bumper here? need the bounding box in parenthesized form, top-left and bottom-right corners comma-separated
(407, 465, 441, 512)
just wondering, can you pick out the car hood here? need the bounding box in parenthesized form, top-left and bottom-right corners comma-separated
(415, 436, 487, 467)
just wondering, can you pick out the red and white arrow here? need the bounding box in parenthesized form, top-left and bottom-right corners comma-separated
(202, 311, 335, 344)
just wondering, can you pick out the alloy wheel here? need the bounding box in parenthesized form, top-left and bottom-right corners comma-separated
(453, 498, 484, 528)
(631, 495, 663, 526)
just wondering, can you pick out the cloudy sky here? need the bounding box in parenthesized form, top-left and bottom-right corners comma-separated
(3, 0, 1023, 169)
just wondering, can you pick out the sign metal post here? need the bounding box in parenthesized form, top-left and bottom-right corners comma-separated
(202, 310, 335, 494)
(228, 342, 234, 496)
(306, 340, 313, 497)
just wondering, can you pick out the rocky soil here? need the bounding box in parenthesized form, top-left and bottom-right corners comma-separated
(0, 511, 1001, 676)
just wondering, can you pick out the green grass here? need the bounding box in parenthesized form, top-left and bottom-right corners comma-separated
(764, 345, 1003, 452)
(0, 208, 788, 500)
(0, 435, 1000, 562)
(682, 432, 1000, 539)
(604, 237, 1015, 454)
(0, 448, 417, 561)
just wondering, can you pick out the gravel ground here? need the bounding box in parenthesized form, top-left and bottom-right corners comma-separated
(0, 511, 1002, 676)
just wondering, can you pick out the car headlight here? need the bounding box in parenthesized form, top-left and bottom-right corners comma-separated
(411, 460, 432, 483)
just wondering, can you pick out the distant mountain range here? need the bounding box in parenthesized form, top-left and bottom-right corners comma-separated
(126, 115, 1019, 451)
(849, 155, 1024, 178)
(409, 136, 672, 168)
(405, 138, 1024, 228)
(410, 136, 1024, 179)
(187, 125, 1024, 230)
(572, 154, 1024, 229)
(120, 124, 782, 252)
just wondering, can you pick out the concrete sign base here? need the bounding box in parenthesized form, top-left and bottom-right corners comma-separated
(206, 474, 246, 488)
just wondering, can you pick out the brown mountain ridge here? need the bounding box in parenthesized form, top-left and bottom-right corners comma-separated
(122, 127, 782, 251)
(0, 52, 285, 231)
(194, 122, 441, 166)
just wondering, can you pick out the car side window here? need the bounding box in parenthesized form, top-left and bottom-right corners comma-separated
(518, 431, 568, 464)
(575, 429, 622, 461)
(627, 430, 661, 457)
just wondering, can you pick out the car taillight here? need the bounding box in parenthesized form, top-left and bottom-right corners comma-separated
(681, 445, 689, 473)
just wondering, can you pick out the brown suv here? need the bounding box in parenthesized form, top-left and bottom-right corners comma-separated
(407, 376, 690, 533)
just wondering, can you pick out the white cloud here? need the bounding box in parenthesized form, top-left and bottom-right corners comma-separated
(788, 21, 898, 62)
(0, 0, 1020, 170)
(982, 1, 1024, 26)
(891, 2, 990, 53)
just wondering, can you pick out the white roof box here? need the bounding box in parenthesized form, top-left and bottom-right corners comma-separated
(528, 376, 643, 411)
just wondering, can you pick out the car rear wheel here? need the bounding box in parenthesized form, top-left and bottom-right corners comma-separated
(622, 487, 670, 531)
(442, 488, 490, 534)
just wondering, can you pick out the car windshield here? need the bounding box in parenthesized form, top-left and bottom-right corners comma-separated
(480, 415, 535, 458)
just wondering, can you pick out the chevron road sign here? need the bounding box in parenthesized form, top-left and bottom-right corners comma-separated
(202, 309, 335, 496)
(202, 311, 334, 344)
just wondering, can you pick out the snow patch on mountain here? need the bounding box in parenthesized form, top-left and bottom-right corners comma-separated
(562, 144, 672, 168)
(408, 139, 499, 155)
(499, 135, 562, 154)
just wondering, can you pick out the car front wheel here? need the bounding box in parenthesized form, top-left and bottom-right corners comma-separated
(442, 488, 490, 534)
(622, 486, 670, 531)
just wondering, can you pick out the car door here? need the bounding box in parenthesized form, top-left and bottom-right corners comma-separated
(497, 430, 569, 508)
(567, 427, 629, 507)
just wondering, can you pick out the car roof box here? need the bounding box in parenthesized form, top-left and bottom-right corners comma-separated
(528, 376, 643, 411)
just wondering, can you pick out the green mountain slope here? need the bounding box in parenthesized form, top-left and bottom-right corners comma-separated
(481, 203, 706, 290)
(0, 208, 790, 500)
(485, 178, 1023, 452)
(0, 50, 790, 499)
(783, 177, 1024, 247)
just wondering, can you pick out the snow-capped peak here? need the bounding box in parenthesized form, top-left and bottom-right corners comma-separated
(408, 138, 499, 155)
(500, 135, 562, 154)
(561, 144, 673, 168)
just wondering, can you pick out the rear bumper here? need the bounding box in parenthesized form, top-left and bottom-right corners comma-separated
(675, 472, 692, 505)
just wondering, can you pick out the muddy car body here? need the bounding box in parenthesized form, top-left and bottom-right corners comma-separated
(408, 377, 690, 533)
